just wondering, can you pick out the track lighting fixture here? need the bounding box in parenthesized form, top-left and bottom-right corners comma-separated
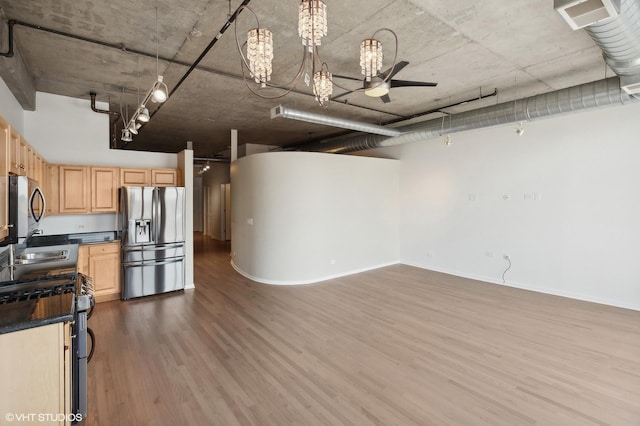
(444, 135, 452, 146)
(151, 76, 168, 103)
(137, 106, 150, 122)
(516, 122, 525, 136)
(121, 8, 169, 143)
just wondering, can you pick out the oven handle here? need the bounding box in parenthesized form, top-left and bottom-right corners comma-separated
(122, 257, 184, 268)
(87, 327, 95, 363)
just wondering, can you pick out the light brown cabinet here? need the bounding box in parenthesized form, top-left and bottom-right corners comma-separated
(78, 242, 121, 303)
(0, 322, 72, 425)
(59, 165, 90, 214)
(44, 163, 60, 215)
(91, 167, 118, 212)
(120, 168, 150, 186)
(152, 168, 178, 186)
(8, 127, 24, 175)
(0, 117, 9, 240)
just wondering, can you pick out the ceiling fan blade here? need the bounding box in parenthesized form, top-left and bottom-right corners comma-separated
(380, 94, 392, 103)
(378, 60, 410, 79)
(390, 79, 438, 88)
(332, 74, 364, 83)
(331, 90, 355, 101)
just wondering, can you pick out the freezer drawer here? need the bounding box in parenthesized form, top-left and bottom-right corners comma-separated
(123, 242, 185, 263)
(122, 257, 185, 300)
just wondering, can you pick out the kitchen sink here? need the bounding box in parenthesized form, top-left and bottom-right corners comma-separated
(14, 250, 70, 265)
(10, 244, 79, 281)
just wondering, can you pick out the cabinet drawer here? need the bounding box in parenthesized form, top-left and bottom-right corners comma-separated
(88, 242, 120, 256)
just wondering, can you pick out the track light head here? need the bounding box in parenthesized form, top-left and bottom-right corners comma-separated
(138, 106, 150, 122)
(151, 76, 168, 103)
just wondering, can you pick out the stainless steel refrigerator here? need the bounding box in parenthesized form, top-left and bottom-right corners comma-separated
(120, 186, 186, 300)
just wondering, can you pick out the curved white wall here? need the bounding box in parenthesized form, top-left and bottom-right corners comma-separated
(231, 152, 399, 284)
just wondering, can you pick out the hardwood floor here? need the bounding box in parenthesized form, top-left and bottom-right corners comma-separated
(87, 233, 640, 425)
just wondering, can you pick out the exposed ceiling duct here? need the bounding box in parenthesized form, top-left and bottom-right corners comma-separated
(581, 0, 640, 94)
(291, 0, 640, 154)
(271, 105, 404, 137)
(294, 77, 638, 154)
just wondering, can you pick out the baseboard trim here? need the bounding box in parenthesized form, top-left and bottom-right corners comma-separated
(401, 261, 640, 312)
(230, 260, 401, 286)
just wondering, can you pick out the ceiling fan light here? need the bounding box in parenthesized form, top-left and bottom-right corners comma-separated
(137, 106, 150, 122)
(364, 82, 390, 97)
(247, 27, 274, 84)
(151, 76, 168, 103)
(298, 0, 327, 48)
(360, 38, 383, 82)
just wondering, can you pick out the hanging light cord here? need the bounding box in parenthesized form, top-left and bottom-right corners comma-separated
(502, 255, 512, 284)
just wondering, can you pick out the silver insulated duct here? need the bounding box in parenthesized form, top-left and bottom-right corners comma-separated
(295, 0, 640, 154)
(584, 0, 640, 94)
(296, 77, 638, 154)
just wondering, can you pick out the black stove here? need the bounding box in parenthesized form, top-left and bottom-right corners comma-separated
(0, 274, 78, 304)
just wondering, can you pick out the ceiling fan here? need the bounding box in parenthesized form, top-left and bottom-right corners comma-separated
(332, 61, 437, 103)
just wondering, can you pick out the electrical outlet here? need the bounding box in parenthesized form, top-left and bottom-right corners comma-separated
(486, 251, 494, 258)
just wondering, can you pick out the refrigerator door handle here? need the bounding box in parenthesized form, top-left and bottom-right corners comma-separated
(123, 243, 184, 252)
(152, 187, 158, 243)
(123, 257, 184, 268)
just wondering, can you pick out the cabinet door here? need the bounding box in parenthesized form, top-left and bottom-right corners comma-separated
(78, 245, 90, 276)
(89, 243, 121, 302)
(120, 168, 150, 186)
(0, 323, 68, 424)
(151, 169, 178, 186)
(91, 167, 118, 212)
(59, 165, 90, 214)
(8, 127, 24, 175)
(44, 164, 60, 215)
(0, 117, 8, 240)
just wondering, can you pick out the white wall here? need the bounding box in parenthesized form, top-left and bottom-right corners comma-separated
(0, 76, 24, 133)
(202, 162, 230, 241)
(375, 102, 640, 311)
(231, 152, 400, 284)
(24, 92, 176, 167)
(21, 92, 177, 234)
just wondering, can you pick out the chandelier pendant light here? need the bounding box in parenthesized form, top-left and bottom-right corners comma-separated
(298, 0, 328, 51)
(360, 38, 383, 82)
(235, 4, 399, 108)
(313, 66, 333, 105)
(246, 27, 274, 85)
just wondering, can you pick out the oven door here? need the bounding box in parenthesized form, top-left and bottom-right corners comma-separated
(122, 257, 185, 300)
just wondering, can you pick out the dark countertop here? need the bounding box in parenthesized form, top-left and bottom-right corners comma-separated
(0, 292, 74, 335)
(27, 231, 119, 247)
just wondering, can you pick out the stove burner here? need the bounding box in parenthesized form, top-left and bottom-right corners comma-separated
(0, 273, 79, 304)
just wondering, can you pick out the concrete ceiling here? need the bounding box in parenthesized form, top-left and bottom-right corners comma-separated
(0, 0, 608, 158)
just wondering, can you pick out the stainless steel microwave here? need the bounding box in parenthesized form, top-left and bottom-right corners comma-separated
(5, 175, 46, 244)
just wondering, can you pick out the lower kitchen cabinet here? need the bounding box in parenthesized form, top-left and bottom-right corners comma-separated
(0, 322, 72, 426)
(78, 242, 121, 303)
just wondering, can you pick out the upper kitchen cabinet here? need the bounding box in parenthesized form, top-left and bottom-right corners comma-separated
(59, 165, 90, 214)
(8, 127, 25, 176)
(151, 168, 179, 187)
(43, 163, 60, 216)
(120, 168, 150, 187)
(91, 167, 118, 212)
(0, 117, 9, 241)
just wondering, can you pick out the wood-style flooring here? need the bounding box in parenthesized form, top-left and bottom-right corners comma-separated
(87, 233, 640, 425)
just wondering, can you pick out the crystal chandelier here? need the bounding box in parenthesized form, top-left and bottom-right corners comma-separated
(298, 0, 328, 50)
(360, 38, 383, 82)
(313, 68, 333, 105)
(234, 4, 399, 107)
(246, 28, 273, 85)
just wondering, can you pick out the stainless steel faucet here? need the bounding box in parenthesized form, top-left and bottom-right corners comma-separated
(25, 228, 43, 243)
